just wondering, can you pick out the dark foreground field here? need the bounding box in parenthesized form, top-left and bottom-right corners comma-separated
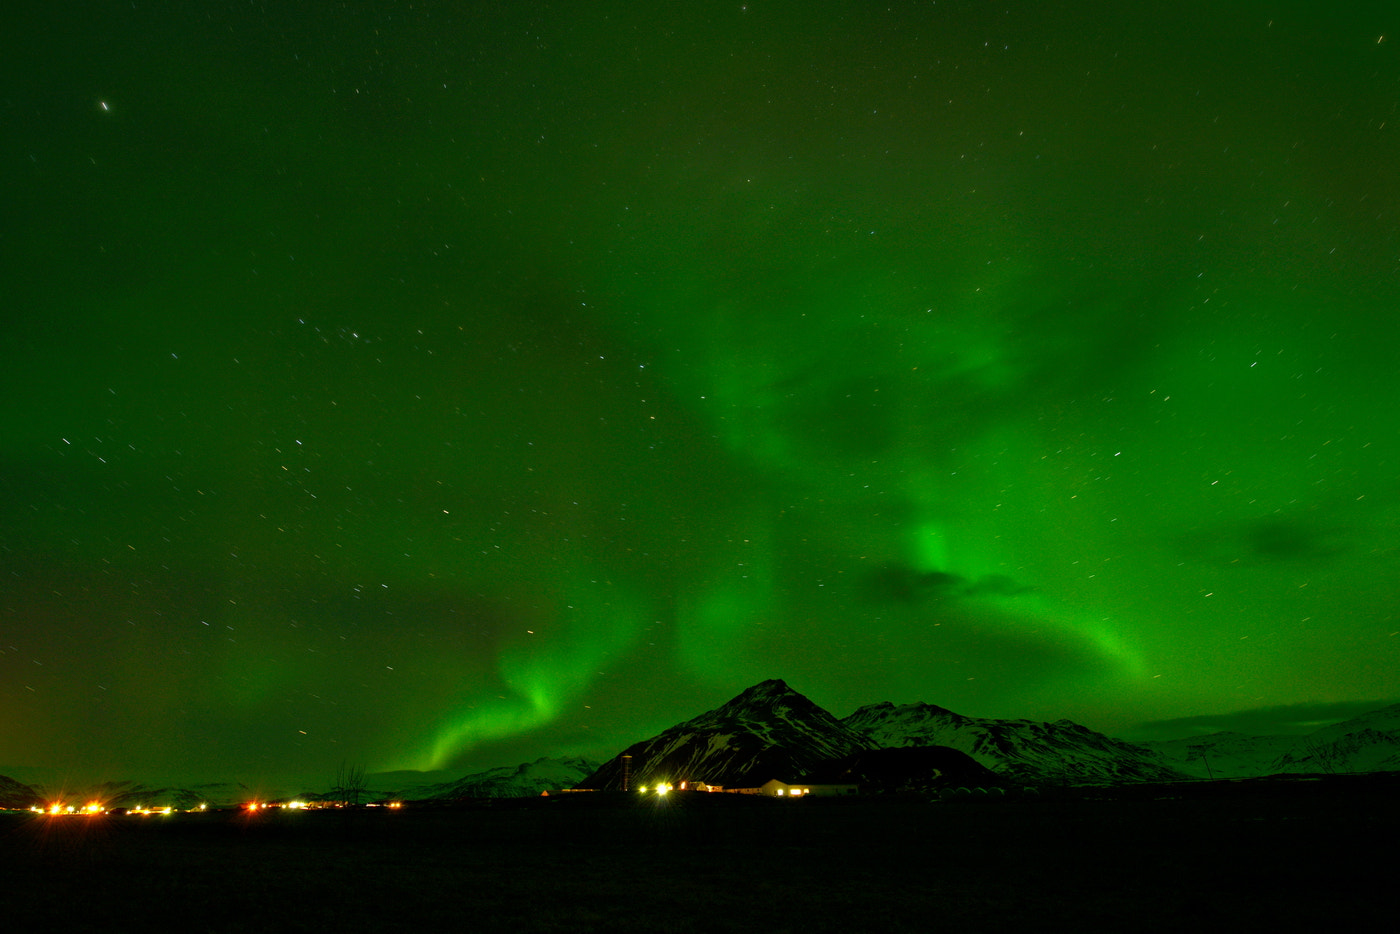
(3, 775, 1393, 933)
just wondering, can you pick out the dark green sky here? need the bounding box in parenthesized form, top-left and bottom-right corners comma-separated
(4, 1, 1398, 784)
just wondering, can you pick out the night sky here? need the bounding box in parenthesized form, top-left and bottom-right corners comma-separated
(5, 1, 1399, 787)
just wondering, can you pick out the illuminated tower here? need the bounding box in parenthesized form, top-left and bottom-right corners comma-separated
(621, 754, 632, 792)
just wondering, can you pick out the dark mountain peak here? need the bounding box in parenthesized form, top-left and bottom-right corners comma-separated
(856, 700, 896, 713)
(731, 678, 793, 699)
(712, 679, 817, 718)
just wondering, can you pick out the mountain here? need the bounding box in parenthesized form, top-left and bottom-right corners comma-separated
(1144, 702, 1400, 778)
(423, 756, 597, 799)
(581, 679, 876, 790)
(843, 701, 1186, 785)
(0, 774, 42, 809)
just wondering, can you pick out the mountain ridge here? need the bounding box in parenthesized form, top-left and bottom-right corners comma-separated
(582, 679, 1190, 789)
(13, 692, 1400, 804)
(1143, 702, 1400, 778)
(842, 699, 1186, 784)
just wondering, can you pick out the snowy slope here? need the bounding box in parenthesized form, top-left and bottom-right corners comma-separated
(1140, 732, 1298, 779)
(843, 701, 1186, 785)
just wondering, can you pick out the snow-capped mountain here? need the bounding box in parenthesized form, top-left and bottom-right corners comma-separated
(581, 679, 876, 790)
(843, 701, 1186, 785)
(1144, 702, 1400, 778)
(420, 756, 597, 799)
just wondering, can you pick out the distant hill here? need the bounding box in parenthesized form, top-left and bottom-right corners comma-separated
(1, 761, 597, 810)
(420, 756, 598, 799)
(0, 774, 259, 810)
(0, 774, 42, 809)
(1144, 702, 1400, 778)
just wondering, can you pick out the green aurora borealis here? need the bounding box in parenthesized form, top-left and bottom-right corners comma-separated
(4, 1, 1399, 784)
